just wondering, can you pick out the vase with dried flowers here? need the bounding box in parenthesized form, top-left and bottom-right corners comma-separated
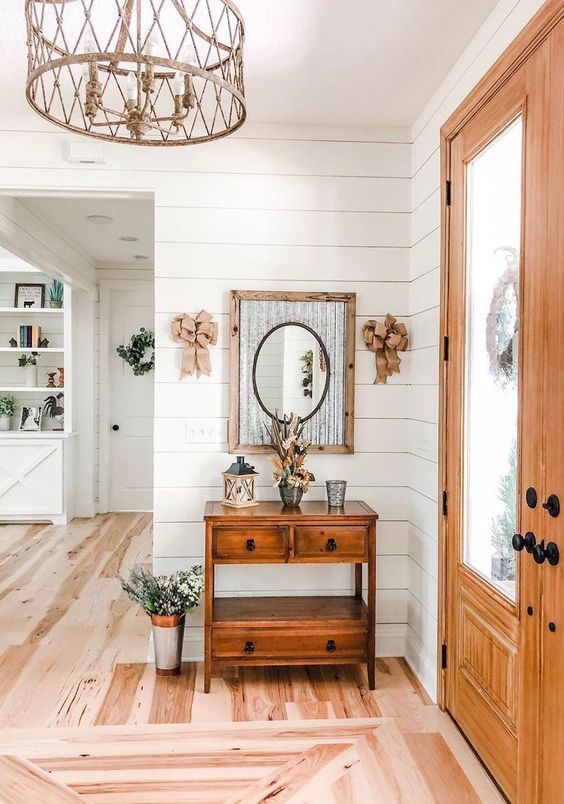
(267, 412, 315, 507)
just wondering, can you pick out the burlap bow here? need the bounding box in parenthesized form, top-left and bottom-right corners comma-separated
(362, 314, 408, 385)
(171, 310, 218, 379)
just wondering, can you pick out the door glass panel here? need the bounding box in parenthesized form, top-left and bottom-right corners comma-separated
(463, 116, 522, 601)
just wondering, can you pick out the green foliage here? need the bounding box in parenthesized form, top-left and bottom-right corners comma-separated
(491, 439, 517, 579)
(18, 351, 39, 367)
(119, 564, 204, 617)
(48, 279, 64, 302)
(116, 327, 155, 376)
(0, 395, 16, 417)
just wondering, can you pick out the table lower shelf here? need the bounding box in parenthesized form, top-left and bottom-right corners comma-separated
(212, 595, 368, 627)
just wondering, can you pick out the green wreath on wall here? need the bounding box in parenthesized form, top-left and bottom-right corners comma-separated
(116, 327, 155, 376)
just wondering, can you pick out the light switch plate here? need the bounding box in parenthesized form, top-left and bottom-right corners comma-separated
(186, 418, 226, 444)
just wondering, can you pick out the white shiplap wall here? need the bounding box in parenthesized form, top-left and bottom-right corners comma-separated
(151, 128, 413, 659)
(405, 0, 546, 698)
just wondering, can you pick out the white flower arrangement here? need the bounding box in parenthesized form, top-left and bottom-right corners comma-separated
(120, 565, 204, 617)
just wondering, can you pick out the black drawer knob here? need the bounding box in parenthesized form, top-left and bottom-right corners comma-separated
(326, 538, 337, 552)
(244, 641, 255, 654)
(246, 538, 256, 551)
(326, 639, 336, 653)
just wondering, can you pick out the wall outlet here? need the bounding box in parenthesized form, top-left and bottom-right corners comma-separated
(186, 418, 226, 444)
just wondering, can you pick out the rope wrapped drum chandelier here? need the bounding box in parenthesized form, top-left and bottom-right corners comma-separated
(25, 0, 246, 145)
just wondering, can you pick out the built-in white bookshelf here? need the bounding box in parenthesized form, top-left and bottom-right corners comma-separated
(0, 264, 71, 434)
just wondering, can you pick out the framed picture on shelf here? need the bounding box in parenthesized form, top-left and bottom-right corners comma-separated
(19, 405, 43, 432)
(14, 283, 45, 309)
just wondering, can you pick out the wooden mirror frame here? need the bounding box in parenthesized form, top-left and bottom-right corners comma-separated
(229, 290, 356, 454)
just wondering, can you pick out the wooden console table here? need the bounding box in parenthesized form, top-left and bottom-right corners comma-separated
(203, 500, 378, 692)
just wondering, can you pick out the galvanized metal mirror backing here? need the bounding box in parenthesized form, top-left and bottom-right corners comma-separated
(229, 291, 356, 454)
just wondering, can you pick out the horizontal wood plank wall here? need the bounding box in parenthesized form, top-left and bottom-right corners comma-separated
(0, 119, 412, 662)
(406, 0, 547, 699)
(151, 128, 412, 662)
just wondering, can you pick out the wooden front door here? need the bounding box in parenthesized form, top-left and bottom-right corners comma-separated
(441, 27, 552, 803)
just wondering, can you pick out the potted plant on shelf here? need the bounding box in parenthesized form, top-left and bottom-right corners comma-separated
(18, 352, 40, 387)
(267, 411, 315, 507)
(48, 279, 64, 308)
(0, 395, 16, 431)
(120, 565, 204, 676)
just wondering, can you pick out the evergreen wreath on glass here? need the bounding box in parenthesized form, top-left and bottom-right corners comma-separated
(116, 327, 155, 376)
(486, 246, 519, 389)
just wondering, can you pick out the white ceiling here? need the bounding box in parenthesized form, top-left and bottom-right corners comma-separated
(18, 197, 155, 269)
(2, 0, 499, 127)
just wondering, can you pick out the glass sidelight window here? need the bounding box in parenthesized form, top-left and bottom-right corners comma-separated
(463, 116, 523, 601)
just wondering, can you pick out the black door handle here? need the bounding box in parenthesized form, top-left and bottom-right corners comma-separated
(532, 540, 560, 566)
(244, 641, 255, 654)
(326, 639, 336, 653)
(246, 539, 256, 552)
(112, 424, 119, 431)
(512, 532, 536, 553)
(326, 538, 337, 552)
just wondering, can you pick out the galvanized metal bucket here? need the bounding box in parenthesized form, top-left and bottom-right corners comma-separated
(151, 614, 185, 676)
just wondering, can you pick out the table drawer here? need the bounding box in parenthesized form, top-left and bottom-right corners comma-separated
(212, 627, 366, 661)
(213, 526, 287, 561)
(293, 526, 368, 560)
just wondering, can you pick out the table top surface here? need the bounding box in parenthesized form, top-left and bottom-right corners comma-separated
(204, 500, 378, 520)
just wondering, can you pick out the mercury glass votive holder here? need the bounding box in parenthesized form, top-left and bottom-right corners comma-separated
(326, 479, 347, 507)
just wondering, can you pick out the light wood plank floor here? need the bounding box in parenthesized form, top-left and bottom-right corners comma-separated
(0, 514, 503, 802)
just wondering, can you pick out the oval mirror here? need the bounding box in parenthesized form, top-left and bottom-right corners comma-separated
(252, 322, 330, 422)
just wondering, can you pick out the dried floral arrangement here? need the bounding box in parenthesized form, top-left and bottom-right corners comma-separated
(120, 565, 203, 617)
(266, 412, 316, 491)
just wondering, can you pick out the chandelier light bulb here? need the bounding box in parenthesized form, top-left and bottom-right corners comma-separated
(173, 72, 185, 95)
(125, 72, 137, 101)
(145, 33, 160, 56)
(182, 45, 198, 66)
(83, 33, 96, 54)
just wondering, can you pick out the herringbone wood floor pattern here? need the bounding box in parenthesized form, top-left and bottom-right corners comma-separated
(0, 514, 503, 802)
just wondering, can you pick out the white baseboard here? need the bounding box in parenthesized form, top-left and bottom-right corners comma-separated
(405, 625, 437, 701)
(149, 623, 408, 663)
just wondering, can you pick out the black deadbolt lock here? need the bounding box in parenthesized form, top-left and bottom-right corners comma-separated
(526, 487, 538, 509)
(542, 494, 560, 518)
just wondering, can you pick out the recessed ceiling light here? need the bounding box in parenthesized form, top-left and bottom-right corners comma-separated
(87, 214, 113, 224)
(134, 254, 149, 261)
(119, 235, 140, 242)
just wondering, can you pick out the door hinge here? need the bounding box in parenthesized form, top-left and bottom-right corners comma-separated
(442, 490, 448, 516)
(441, 643, 448, 669)
(443, 335, 449, 362)
(445, 180, 452, 206)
